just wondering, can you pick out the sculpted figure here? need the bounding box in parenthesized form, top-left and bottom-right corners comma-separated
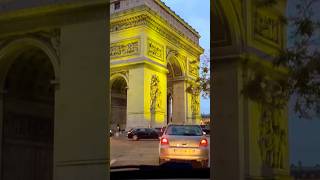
(150, 75, 161, 112)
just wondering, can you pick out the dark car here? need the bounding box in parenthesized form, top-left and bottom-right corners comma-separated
(154, 128, 162, 137)
(127, 128, 159, 140)
(200, 125, 210, 135)
(154, 126, 167, 137)
(161, 126, 166, 135)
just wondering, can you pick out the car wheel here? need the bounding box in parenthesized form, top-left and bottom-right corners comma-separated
(133, 135, 138, 141)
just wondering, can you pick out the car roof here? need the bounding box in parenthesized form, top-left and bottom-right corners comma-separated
(167, 123, 201, 126)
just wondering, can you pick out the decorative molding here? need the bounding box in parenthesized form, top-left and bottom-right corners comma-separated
(111, 14, 148, 32)
(110, 38, 140, 58)
(111, 70, 129, 84)
(176, 52, 187, 68)
(50, 29, 61, 58)
(111, 13, 202, 56)
(253, 8, 282, 47)
(111, 4, 200, 46)
(31, 29, 61, 58)
(166, 47, 188, 75)
(0, 29, 61, 59)
(189, 60, 198, 76)
(147, 38, 164, 61)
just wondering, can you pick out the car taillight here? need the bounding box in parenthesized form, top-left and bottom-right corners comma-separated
(200, 139, 208, 147)
(160, 137, 169, 145)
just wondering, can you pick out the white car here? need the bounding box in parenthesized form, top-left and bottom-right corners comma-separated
(159, 124, 209, 168)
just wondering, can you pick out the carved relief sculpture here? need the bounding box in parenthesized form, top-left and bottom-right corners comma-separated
(147, 38, 164, 61)
(110, 38, 140, 58)
(254, 9, 281, 45)
(189, 60, 198, 76)
(191, 93, 200, 115)
(111, 13, 200, 56)
(150, 75, 162, 112)
(258, 107, 286, 169)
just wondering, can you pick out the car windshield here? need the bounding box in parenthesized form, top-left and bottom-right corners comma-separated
(166, 125, 203, 136)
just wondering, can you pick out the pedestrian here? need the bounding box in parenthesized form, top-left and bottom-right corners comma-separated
(117, 124, 120, 133)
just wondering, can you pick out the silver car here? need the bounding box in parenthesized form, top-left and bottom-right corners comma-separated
(158, 124, 209, 168)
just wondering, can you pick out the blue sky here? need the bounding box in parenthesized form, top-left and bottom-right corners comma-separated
(161, 0, 210, 114)
(287, 0, 320, 166)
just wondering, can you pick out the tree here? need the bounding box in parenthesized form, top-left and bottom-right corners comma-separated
(201, 0, 320, 119)
(244, 0, 320, 118)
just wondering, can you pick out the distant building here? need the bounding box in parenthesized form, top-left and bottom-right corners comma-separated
(201, 114, 210, 125)
(110, 0, 204, 130)
(291, 164, 320, 179)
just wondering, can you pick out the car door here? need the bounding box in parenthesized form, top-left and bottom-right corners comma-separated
(146, 128, 155, 139)
(150, 129, 158, 139)
(139, 128, 147, 139)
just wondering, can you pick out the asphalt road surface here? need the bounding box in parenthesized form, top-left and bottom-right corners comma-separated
(110, 133, 210, 167)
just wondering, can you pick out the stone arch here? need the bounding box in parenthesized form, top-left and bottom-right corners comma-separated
(166, 50, 187, 124)
(0, 37, 60, 83)
(166, 51, 186, 77)
(110, 73, 129, 89)
(110, 75, 128, 131)
(0, 39, 57, 180)
(213, 0, 245, 54)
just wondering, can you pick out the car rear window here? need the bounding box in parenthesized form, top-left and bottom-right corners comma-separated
(165, 125, 203, 136)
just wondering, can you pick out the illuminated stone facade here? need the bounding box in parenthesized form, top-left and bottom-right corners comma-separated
(0, 1, 108, 180)
(110, 0, 203, 130)
(213, 0, 291, 180)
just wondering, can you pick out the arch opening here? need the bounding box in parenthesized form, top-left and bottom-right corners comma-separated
(166, 54, 184, 124)
(111, 76, 128, 131)
(1, 47, 55, 180)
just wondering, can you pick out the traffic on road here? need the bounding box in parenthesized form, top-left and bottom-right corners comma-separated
(110, 124, 210, 169)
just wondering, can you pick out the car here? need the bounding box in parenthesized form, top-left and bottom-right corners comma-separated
(159, 124, 209, 168)
(160, 126, 166, 135)
(154, 128, 162, 137)
(154, 126, 167, 137)
(200, 125, 210, 135)
(127, 128, 159, 140)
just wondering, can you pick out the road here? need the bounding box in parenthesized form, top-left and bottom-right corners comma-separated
(110, 133, 210, 167)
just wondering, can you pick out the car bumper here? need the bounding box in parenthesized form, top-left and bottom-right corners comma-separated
(159, 146, 209, 161)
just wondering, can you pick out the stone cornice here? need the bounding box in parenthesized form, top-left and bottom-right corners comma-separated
(0, 3, 106, 37)
(154, 0, 200, 38)
(0, 0, 106, 17)
(111, 6, 203, 56)
(111, 56, 168, 73)
(110, 0, 200, 43)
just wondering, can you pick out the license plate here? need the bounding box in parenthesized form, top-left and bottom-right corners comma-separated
(174, 149, 194, 154)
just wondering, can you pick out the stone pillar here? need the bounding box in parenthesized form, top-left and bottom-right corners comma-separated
(126, 64, 167, 130)
(212, 59, 245, 180)
(172, 79, 187, 124)
(126, 66, 147, 129)
(212, 58, 292, 180)
(54, 19, 108, 180)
